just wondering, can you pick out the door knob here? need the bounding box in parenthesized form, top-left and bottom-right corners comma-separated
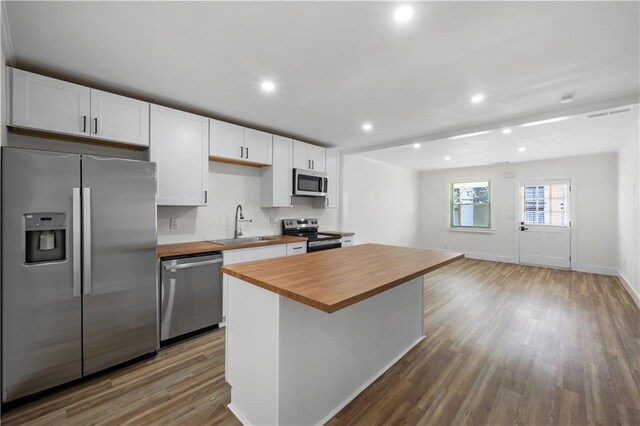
(520, 226, 528, 231)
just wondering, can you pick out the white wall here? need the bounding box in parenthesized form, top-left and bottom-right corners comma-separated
(341, 155, 418, 247)
(158, 162, 339, 244)
(417, 153, 619, 274)
(617, 125, 640, 304)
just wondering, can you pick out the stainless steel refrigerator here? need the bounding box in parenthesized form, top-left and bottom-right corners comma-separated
(2, 147, 158, 403)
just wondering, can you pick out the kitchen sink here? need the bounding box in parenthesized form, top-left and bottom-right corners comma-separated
(209, 236, 280, 245)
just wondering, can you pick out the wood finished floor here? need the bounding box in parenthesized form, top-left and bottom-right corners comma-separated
(3, 259, 640, 425)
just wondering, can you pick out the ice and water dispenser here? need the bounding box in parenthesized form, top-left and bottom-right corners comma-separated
(24, 213, 66, 264)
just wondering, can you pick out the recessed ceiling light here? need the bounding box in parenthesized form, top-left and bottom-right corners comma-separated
(518, 147, 527, 152)
(560, 95, 574, 104)
(261, 80, 275, 93)
(413, 143, 421, 149)
(444, 156, 451, 161)
(450, 130, 490, 140)
(394, 5, 414, 23)
(521, 116, 569, 127)
(362, 123, 373, 131)
(502, 128, 512, 135)
(471, 94, 485, 104)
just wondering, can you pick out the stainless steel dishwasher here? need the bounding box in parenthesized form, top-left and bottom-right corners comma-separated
(160, 253, 223, 342)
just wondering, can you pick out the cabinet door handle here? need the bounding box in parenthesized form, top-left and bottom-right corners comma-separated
(82, 116, 87, 133)
(204, 190, 208, 204)
(292, 246, 302, 250)
(326, 198, 328, 207)
(290, 195, 293, 206)
(246, 147, 249, 159)
(93, 118, 98, 134)
(240, 146, 244, 158)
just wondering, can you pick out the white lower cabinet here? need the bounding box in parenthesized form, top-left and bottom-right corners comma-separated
(341, 236, 354, 247)
(222, 244, 288, 328)
(286, 242, 307, 256)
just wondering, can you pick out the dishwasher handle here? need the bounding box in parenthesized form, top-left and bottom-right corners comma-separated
(163, 258, 223, 271)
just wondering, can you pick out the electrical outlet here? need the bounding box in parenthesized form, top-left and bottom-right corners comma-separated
(170, 218, 179, 229)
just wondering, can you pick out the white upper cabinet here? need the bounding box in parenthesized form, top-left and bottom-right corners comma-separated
(209, 118, 242, 160)
(209, 118, 272, 166)
(293, 140, 309, 170)
(261, 135, 293, 208)
(150, 105, 209, 206)
(242, 128, 272, 165)
(89, 89, 149, 147)
(325, 149, 339, 208)
(9, 68, 150, 147)
(313, 149, 340, 209)
(307, 144, 326, 172)
(293, 140, 325, 172)
(9, 67, 90, 137)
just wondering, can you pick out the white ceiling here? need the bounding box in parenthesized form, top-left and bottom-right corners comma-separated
(5, 1, 640, 150)
(358, 104, 639, 170)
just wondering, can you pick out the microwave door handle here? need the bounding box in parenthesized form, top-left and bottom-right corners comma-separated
(323, 177, 328, 193)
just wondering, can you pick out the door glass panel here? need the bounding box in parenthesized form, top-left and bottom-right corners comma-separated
(522, 183, 568, 226)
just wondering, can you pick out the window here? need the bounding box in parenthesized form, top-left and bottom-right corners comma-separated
(522, 183, 568, 226)
(450, 181, 491, 228)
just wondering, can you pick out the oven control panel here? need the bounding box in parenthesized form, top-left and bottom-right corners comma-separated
(283, 218, 318, 230)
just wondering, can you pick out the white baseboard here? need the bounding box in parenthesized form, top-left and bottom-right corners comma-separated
(617, 270, 640, 310)
(574, 264, 618, 276)
(314, 335, 425, 426)
(227, 403, 251, 426)
(463, 252, 518, 264)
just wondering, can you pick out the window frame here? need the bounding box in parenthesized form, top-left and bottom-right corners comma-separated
(449, 180, 492, 229)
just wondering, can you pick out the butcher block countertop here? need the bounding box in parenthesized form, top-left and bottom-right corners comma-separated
(157, 235, 307, 258)
(319, 231, 356, 237)
(222, 244, 463, 313)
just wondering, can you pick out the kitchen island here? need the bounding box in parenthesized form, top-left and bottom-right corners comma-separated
(222, 244, 463, 425)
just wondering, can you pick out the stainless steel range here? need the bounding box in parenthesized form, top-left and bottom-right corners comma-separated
(282, 218, 342, 252)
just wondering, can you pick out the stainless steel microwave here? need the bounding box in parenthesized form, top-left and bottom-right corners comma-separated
(293, 169, 328, 197)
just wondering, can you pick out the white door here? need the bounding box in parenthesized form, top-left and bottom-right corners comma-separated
(209, 118, 242, 160)
(518, 180, 571, 268)
(10, 68, 90, 137)
(307, 144, 326, 172)
(90, 89, 149, 147)
(242, 128, 272, 165)
(150, 105, 209, 206)
(293, 140, 310, 170)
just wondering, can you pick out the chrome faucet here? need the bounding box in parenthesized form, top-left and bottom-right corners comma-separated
(234, 204, 252, 239)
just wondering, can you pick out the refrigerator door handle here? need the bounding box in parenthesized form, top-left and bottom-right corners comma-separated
(72, 188, 82, 297)
(83, 187, 92, 295)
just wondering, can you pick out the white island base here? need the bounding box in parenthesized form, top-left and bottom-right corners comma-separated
(226, 275, 425, 426)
